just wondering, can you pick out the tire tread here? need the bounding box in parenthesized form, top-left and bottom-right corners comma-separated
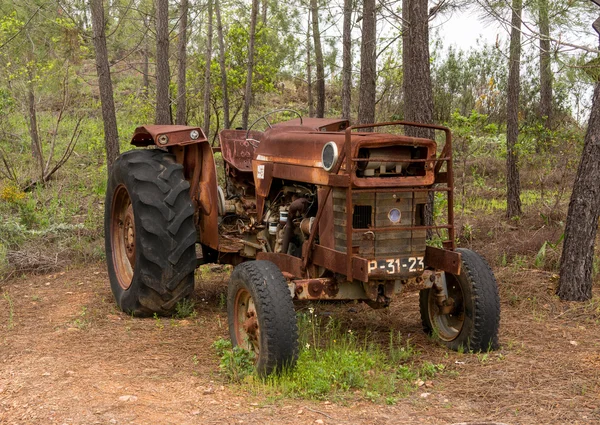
(105, 149, 196, 316)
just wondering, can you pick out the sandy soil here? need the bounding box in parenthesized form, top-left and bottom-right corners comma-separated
(1, 264, 599, 425)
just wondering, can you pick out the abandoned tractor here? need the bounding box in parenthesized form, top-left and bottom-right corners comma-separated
(105, 111, 500, 376)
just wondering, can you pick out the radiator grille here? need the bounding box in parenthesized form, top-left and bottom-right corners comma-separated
(333, 189, 427, 259)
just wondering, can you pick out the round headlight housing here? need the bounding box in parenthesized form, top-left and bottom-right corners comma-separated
(190, 130, 200, 140)
(388, 208, 401, 224)
(321, 141, 338, 172)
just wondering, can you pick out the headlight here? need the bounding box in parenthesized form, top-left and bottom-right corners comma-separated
(388, 208, 401, 224)
(321, 141, 338, 171)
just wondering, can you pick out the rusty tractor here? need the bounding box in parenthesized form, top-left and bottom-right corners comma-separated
(105, 110, 500, 376)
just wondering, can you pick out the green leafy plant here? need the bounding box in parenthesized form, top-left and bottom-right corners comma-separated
(153, 313, 163, 330)
(175, 298, 197, 319)
(212, 338, 255, 382)
(71, 306, 88, 329)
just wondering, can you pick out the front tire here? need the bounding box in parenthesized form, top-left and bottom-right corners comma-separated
(420, 248, 500, 351)
(105, 149, 197, 316)
(227, 261, 298, 377)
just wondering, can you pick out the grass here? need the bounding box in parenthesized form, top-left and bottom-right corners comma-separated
(212, 308, 445, 403)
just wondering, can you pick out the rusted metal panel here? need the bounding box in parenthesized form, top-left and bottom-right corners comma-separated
(317, 188, 335, 250)
(327, 174, 350, 187)
(198, 143, 220, 249)
(293, 278, 369, 300)
(256, 252, 305, 279)
(273, 117, 349, 132)
(253, 161, 274, 219)
(272, 163, 330, 185)
(131, 125, 207, 147)
(311, 244, 369, 283)
(424, 246, 461, 275)
(219, 129, 263, 172)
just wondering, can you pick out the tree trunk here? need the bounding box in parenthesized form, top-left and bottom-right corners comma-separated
(176, 0, 189, 125)
(215, 0, 230, 129)
(557, 82, 600, 301)
(142, 14, 149, 98)
(402, 0, 434, 234)
(27, 80, 44, 185)
(506, 0, 523, 218)
(90, 0, 120, 173)
(306, 8, 313, 117)
(341, 0, 352, 120)
(203, 0, 213, 137)
(539, 0, 552, 132)
(261, 0, 268, 25)
(311, 0, 325, 118)
(357, 0, 376, 125)
(241, 0, 259, 129)
(155, 0, 171, 125)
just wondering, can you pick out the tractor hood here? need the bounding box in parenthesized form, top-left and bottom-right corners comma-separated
(255, 126, 436, 171)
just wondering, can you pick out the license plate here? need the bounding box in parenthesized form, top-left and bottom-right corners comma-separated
(367, 256, 425, 275)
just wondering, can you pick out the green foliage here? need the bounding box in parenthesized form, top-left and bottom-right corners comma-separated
(534, 233, 565, 270)
(175, 298, 197, 319)
(432, 42, 508, 123)
(214, 309, 444, 403)
(212, 338, 256, 382)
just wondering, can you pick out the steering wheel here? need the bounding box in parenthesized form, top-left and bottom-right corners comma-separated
(245, 109, 303, 140)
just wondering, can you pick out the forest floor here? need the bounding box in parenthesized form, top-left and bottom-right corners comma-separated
(0, 261, 599, 425)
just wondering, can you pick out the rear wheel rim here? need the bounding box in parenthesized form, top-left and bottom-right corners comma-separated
(429, 274, 465, 341)
(233, 288, 260, 358)
(111, 185, 135, 290)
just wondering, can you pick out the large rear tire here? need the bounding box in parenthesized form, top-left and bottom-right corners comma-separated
(105, 149, 197, 316)
(420, 248, 500, 351)
(227, 261, 298, 377)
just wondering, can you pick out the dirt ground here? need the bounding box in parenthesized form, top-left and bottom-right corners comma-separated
(1, 263, 599, 425)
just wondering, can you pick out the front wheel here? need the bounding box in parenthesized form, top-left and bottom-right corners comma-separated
(419, 248, 500, 351)
(227, 261, 298, 377)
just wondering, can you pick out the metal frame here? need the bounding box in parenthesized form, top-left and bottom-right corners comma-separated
(302, 120, 455, 283)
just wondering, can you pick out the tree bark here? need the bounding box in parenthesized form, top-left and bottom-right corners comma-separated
(357, 0, 376, 125)
(203, 0, 213, 137)
(90, 0, 120, 173)
(306, 8, 313, 117)
(402, 0, 434, 234)
(155, 0, 171, 125)
(506, 0, 523, 218)
(215, 0, 230, 129)
(341, 0, 352, 120)
(176, 0, 189, 125)
(142, 14, 150, 98)
(311, 0, 325, 118)
(539, 0, 552, 131)
(241, 0, 259, 129)
(558, 9, 600, 299)
(557, 83, 600, 301)
(261, 0, 268, 25)
(402, 0, 433, 137)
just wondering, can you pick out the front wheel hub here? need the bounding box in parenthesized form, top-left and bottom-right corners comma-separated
(111, 185, 135, 290)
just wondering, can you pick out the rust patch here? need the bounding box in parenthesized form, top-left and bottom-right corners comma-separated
(131, 125, 207, 147)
